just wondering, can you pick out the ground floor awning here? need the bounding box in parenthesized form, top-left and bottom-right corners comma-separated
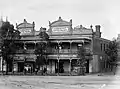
(48, 54, 78, 59)
(48, 54, 92, 60)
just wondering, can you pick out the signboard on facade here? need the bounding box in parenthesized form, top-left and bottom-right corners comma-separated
(26, 58, 36, 61)
(19, 28, 32, 35)
(48, 54, 77, 59)
(13, 56, 25, 61)
(52, 27, 69, 32)
(60, 55, 77, 57)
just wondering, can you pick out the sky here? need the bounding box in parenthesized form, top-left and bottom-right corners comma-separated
(0, 0, 120, 40)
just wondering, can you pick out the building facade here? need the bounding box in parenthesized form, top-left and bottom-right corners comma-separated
(1, 17, 110, 74)
(47, 17, 110, 74)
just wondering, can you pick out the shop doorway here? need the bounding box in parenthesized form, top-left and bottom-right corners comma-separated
(24, 63, 34, 73)
(85, 60, 89, 73)
(55, 60, 64, 73)
(18, 62, 24, 72)
(59, 61, 64, 73)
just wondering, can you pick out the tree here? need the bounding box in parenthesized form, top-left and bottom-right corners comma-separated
(35, 42, 46, 67)
(0, 21, 21, 74)
(105, 39, 118, 72)
(39, 31, 49, 41)
(77, 45, 86, 75)
(34, 27, 49, 74)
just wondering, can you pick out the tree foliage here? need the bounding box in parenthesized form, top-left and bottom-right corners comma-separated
(105, 39, 118, 64)
(77, 45, 86, 67)
(34, 42, 46, 66)
(39, 31, 49, 41)
(34, 29, 49, 68)
(0, 22, 20, 40)
(0, 21, 21, 73)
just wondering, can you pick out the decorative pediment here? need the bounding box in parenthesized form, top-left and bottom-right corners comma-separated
(50, 17, 72, 27)
(17, 23, 33, 28)
(17, 19, 34, 28)
(48, 17, 72, 35)
(16, 19, 35, 36)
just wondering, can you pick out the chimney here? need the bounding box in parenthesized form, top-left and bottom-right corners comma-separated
(95, 25, 101, 38)
(95, 25, 100, 32)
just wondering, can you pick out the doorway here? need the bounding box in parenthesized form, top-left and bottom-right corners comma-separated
(18, 62, 24, 72)
(85, 60, 89, 73)
(59, 61, 64, 73)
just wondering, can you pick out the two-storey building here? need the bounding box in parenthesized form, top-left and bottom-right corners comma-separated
(47, 17, 110, 74)
(1, 17, 110, 74)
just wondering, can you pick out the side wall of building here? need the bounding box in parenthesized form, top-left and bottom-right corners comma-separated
(91, 37, 109, 73)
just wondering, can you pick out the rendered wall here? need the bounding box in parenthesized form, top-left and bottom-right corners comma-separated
(89, 55, 99, 73)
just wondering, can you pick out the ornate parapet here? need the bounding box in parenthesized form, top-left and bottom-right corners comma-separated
(16, 19, 35, 36)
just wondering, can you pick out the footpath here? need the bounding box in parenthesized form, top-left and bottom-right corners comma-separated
(0, 71, 117, 76)
(86, 72, 116, 77)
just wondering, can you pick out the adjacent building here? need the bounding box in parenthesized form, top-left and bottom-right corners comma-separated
(0, 18, 4, 72)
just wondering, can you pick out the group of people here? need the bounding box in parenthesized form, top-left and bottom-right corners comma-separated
(24, 65, 32, 74)
(35, 67, 47, 75)
(24, 65, 47, 75)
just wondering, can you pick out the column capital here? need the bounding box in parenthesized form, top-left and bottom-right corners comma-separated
(69, 40, 73, 43)
(69, 59, 72, 62)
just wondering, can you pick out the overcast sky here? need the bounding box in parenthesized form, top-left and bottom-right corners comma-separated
(0, 0, 120, 40)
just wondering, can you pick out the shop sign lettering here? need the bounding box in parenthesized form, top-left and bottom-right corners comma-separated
(52, 27, 68, 32)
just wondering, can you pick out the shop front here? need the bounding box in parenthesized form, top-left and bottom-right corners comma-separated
(13, 55, 36, 73)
